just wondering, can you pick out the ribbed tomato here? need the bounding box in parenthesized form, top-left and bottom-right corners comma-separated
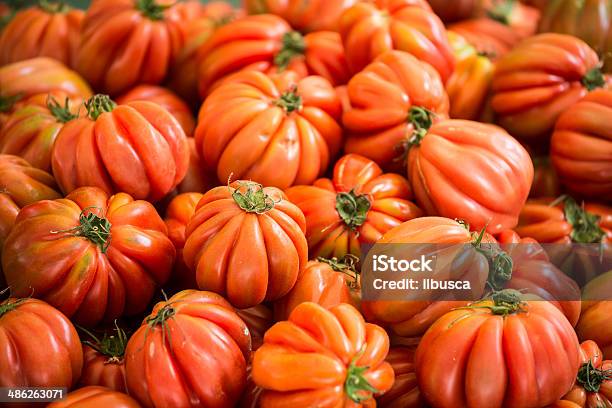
(48, 386, 140, 408)
(342, 50, 449, 170)
(164, 192, 204, 290)
(0, 2, 83, 67)
(273, 256, 361, 320)
(286, 153, 423, 258)
(176, 138, 218, 194)
(2, 186, 175, 326)
(252, 302, 394, 407)
(195, 70, 342, 189)
(79, 323, 128, 392)
(125, 290, 251, 408)
(52, 94, 189, 201)
(551, 88, 612, 201)
(116, 85, 196, 137)
(407, 120, 533, 234)
(377, 347, 426, 408)
(578, 271, 612, 360)
(415, 290, 581, 408)
(491, 33, 606, 143)
(183, 181, 308, 308)
(0, 297, 82, 389)
(237, 305, 274, 352)
(197, 14, 349, 96)
(339, 0, 455, 81)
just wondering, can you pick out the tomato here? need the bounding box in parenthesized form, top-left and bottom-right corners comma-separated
(427, 0, 479, 22)
(79, 323, 128, 392)
(197, 14, 350, 96)
(237, 304, 274, 352)
(245, 0, 356, 32)
(377, 347, 426, 408)
(125, 290, 251, 408)
(0, 57, 92, 101)
(52, 94, 189, 201)
(0, 92, 81, 171)
(339, 0, 455, 81)
(2, 186, 175, 326)
(551, 88, 612, 201)
(491, 33, 606, 143)
(47, 386, 140, 408)
(408, 119, 533, 234)
(239, 365, 264, 408)
(273, 256, 361, 321)
(449, 18, 521, 59)
(176, 138, 218, 194)
(578, 271, 612, 360)
(0, 297, 82, 389)
(164, 192, 204, 290)
(342, 51, 449, 170)
(252, 302, 394, 407)
(194, 70, 342, 189)
(0, 2, 83, 67)
(530, 157, 561, 198)
(286, 153, 423, 258)
(183, 181, 308, 308)
(116, 85, 196, 137)
(415, 290, 581, 408)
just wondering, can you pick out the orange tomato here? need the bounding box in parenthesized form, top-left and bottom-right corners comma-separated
(377, 347, 427, 408)
(48, 386, 139, 408)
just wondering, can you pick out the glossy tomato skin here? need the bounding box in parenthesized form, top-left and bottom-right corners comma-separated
(286, 153, 423, 258)
(339, 0, 455, 81)
(195, 70, 342, 189)
(116, 85, 196, 137)
(415, 296, 581, 408)
(0, 298, 83, 389)
(183, 181, 308, 308)
(0, 57, 92, 101)
(491, 33, 604, 143)
(252, 302, 394, 407)
(343, 51, 449, 170)
(551, 89, 612, 201)
(0, 3, 83, 67)
(408, 120, 533, 234)
(2, 186, 175, 327)
(47, 386, 140, 408)
(377, 347, 426, 408)
(52, 99, 189, 201)
(79, 345, 127, 392)
(125, 290, 251, 408)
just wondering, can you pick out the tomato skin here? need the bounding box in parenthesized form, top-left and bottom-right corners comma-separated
(183, 181, 308, 308)
(551, 89, 612, 201)
(0, 298, 83, 389)
(0, 58, 92, 101)
(252, 302, 394, 407)
(52, 99, 189, 201)
(47, 386, 140, 408)
(449, 19, 520, 59)
(339, 0, 455, 81)
(116, 85, 196, 137)
(237, 304, 274, 352)
(415, 297, 581, 408)
(286, 153, 423, 258)
(176, 138, 218, 195)
(578, 272, 612, 360)
(491, 33, 603, 143)
(427, 0, 479, 22)
(377, 347, 426, 408)
(530, 157, 561, 199)
(195, 70, 342, 189)
(79, 345, 127, 392)
(408, 120, 533, 234)
(342, 51, 449, 170)
(2, 186, 175, 327)
(0, 3, 83, 67)
(125, 290, 251, 408)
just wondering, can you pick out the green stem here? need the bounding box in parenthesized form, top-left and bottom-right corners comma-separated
(0, 94, 22, 113)
(486, 0, 514, 25)
(231, 181, 277, 214)
(335, 190, 371, 230)
(274, 31, 306, 71)
(577, 360, 612, 393)
(85, 95, 116, 121)
(50, 207, 112, 253)
(47, 96, 78, 123)
(38, 0, 70, 13)
(317, 255, 360, 288)
(136, 0, 172, 20)
(344, 348, 379, 403)
(471, 227, 513, 291)
(275, 85, 302, 113)
(79, 321, 128, 363)
(0, 298, 27, 318)
(582, 67, 606, 91)
(561, 196, 606, 244)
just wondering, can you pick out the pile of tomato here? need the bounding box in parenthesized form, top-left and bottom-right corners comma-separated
(0, 0, 611, 407)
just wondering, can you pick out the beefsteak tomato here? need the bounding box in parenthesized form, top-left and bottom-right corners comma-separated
(48, 386, 140, 408)
(578, 271, 612, 360)
(237, 304, 274, 352)
(377, 347, 426, 408)
(79, 323, 128, 392)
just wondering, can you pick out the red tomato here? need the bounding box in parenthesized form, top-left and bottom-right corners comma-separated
(78, 323, 128, 392)
(286, 153, 423, 258)
(183, 181, 308, 308)
(415, 290, 581, 408)
(2, 186, 175, 326)
(125, 290, 251, 408)
(47, 386, 140, 408)
(342, 51, 449, 170)
(0, 298, 83, 388)
(377, 347, 427, 408)
(176, 138, 218, 194)
(578, 271, 612, 360)
(339, 0, 455, 81)
(194, 70, 342, 189)
(237, 304, 274, 352)
(51, 94, 189, 201)
(427, 0, 479, 22)
(530, 157, 561, 199)
(252, 302, 394, 407)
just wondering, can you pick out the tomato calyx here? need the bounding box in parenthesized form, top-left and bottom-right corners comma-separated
(85, 94, 116, 120)
(317, 254, 360, 288)
(407, 106, 434, 147)
(80, 321, 128, 364)
(0, 93, 22, 113)
(275, 85, 302, 113)
(489, 289, 525, 315)
(232, 181, 277, 213)
(557, 196, 606, 244)
(51, 207, 112, 253)
(274, 31, 306, 71)
(472, 227, 513, 291)
(38, 0, 70, 13)
(486, 0, 513, 25)
(344, 349, 379, 403)
(582, 67, 606, 91)
(47, 95, 78, 123)
(145, 302, 176, 347)
(577, 359, 612, 393)
(136, 0, 171, 21)
(0, 297, 27, 318)
(336, 190, 371, 230)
